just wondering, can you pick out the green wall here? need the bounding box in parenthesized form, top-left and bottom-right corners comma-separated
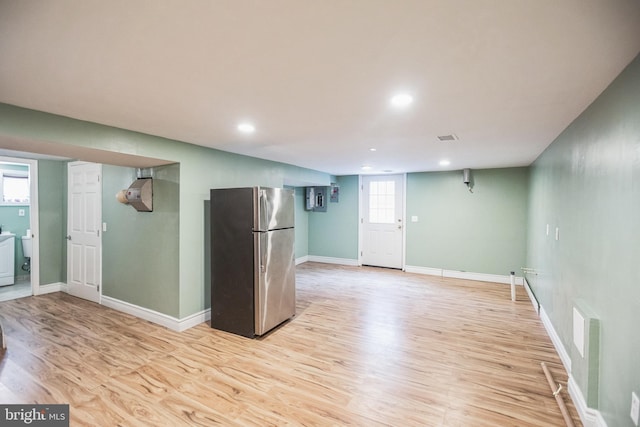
(38, 160, 65, 285)
(306, 170, 528, 275)
(406, 168, 529, 275)
(526, 54, 640, 425)
(293, 186, 309, 259)
(102, 164, 180, 316)
(0, 103, 330, 318)
(308, 176, 359, 260)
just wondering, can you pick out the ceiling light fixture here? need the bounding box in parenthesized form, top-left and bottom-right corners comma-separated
(439, 160, 451, 167)
(369, 148, 377, 152)
(237, 122, 255, 134)
(390, 93, 413, 108)
(361, 165, 373, 171)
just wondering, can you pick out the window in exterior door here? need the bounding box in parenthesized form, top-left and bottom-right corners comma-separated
(368, 180, 395, 224)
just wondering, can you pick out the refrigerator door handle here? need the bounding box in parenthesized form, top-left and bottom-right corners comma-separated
(260, 232, 267, 273)
(258, 188, 268, 231)
(255, 232, 267, 334)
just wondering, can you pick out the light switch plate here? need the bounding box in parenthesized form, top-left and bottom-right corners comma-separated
(18, 209, 25, 217)
(411, 216, 418, 222)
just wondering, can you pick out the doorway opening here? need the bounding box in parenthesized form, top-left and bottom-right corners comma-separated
(0, 156, 38, 302)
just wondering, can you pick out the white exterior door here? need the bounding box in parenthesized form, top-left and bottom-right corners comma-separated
(361, 174, 404, 269)
(67, 162, 102, 303)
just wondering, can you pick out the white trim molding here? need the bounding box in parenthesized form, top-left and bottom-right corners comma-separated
(35, 282, 64, 295)
(539, 306, 572, 373)
(405, 265, 524, 286)
(443, 269, 524, 285)
(568, 376, 608, 427)
(306, 256, 359, 266)
(523, 278, 540, 315)
(101, 295, 210, 332)
(178, 308, 212, 331)
(295, 255, 309, 265)
(538, 305, 608, 427)
(404, 265, 444, 276)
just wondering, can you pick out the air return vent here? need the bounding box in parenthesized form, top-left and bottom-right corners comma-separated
(437, 134, 458, 142)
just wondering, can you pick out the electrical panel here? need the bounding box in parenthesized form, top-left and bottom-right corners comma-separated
(305, 186, 327, 212)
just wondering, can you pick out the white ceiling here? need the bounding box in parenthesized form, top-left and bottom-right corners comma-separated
(1, 1, 639, 175)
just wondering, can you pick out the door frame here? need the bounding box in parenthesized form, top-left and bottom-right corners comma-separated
(358, 173, 407, 270)
(0, 156, 39, 296)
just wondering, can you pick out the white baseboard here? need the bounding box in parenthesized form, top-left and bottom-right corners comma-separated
(539, 306, 572, 373)
(307, 256, 359, 266)
(35, 282, 64, 295)
(178, 308, 211, 332)
(444, 269, 524, 285)
(538, 305, 608, 426)
(295, 255, 309, 265)
(101, 295, 210, 332)
(404, 265, 524, 286)
(523, 278, 540, 315)
(404, 266, 444, 276)
(29, 284, 209, 332)
(568, 375, 608, 427)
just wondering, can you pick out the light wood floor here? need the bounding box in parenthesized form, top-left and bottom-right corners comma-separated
(0, 263, 580, 426)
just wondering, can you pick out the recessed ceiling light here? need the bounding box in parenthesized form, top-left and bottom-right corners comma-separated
(390, 93, 413, 108)
(361, 165, 373, 171)
(369, 148, 377, 152)
(237, 122, 255, 134)
(439, 160, 451, 167)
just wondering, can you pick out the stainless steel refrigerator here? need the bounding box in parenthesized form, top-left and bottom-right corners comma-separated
(210, 187, 296, 338)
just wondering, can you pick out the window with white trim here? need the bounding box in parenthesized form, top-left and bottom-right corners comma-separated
(1, 172, 29, 204)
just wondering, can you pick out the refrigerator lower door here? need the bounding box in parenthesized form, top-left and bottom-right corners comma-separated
(254, 228, 296, 335)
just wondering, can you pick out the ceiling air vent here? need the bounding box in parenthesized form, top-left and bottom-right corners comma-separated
(437, 134, 458, 142)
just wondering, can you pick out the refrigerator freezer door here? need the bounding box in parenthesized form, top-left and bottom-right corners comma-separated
(255, 228, 296, 335)
(254, 187, 295, 231)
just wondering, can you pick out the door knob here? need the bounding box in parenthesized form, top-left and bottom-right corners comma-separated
(66, 235, 72, 240)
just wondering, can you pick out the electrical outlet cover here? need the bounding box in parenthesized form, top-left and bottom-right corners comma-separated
(631, 391, 639, 426)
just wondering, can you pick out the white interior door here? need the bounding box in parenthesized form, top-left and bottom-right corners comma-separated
(67, 161, 102, 303)
(361, 174, 404, 269)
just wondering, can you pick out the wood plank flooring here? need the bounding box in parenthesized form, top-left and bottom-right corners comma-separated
(0, 262, 581, 426)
